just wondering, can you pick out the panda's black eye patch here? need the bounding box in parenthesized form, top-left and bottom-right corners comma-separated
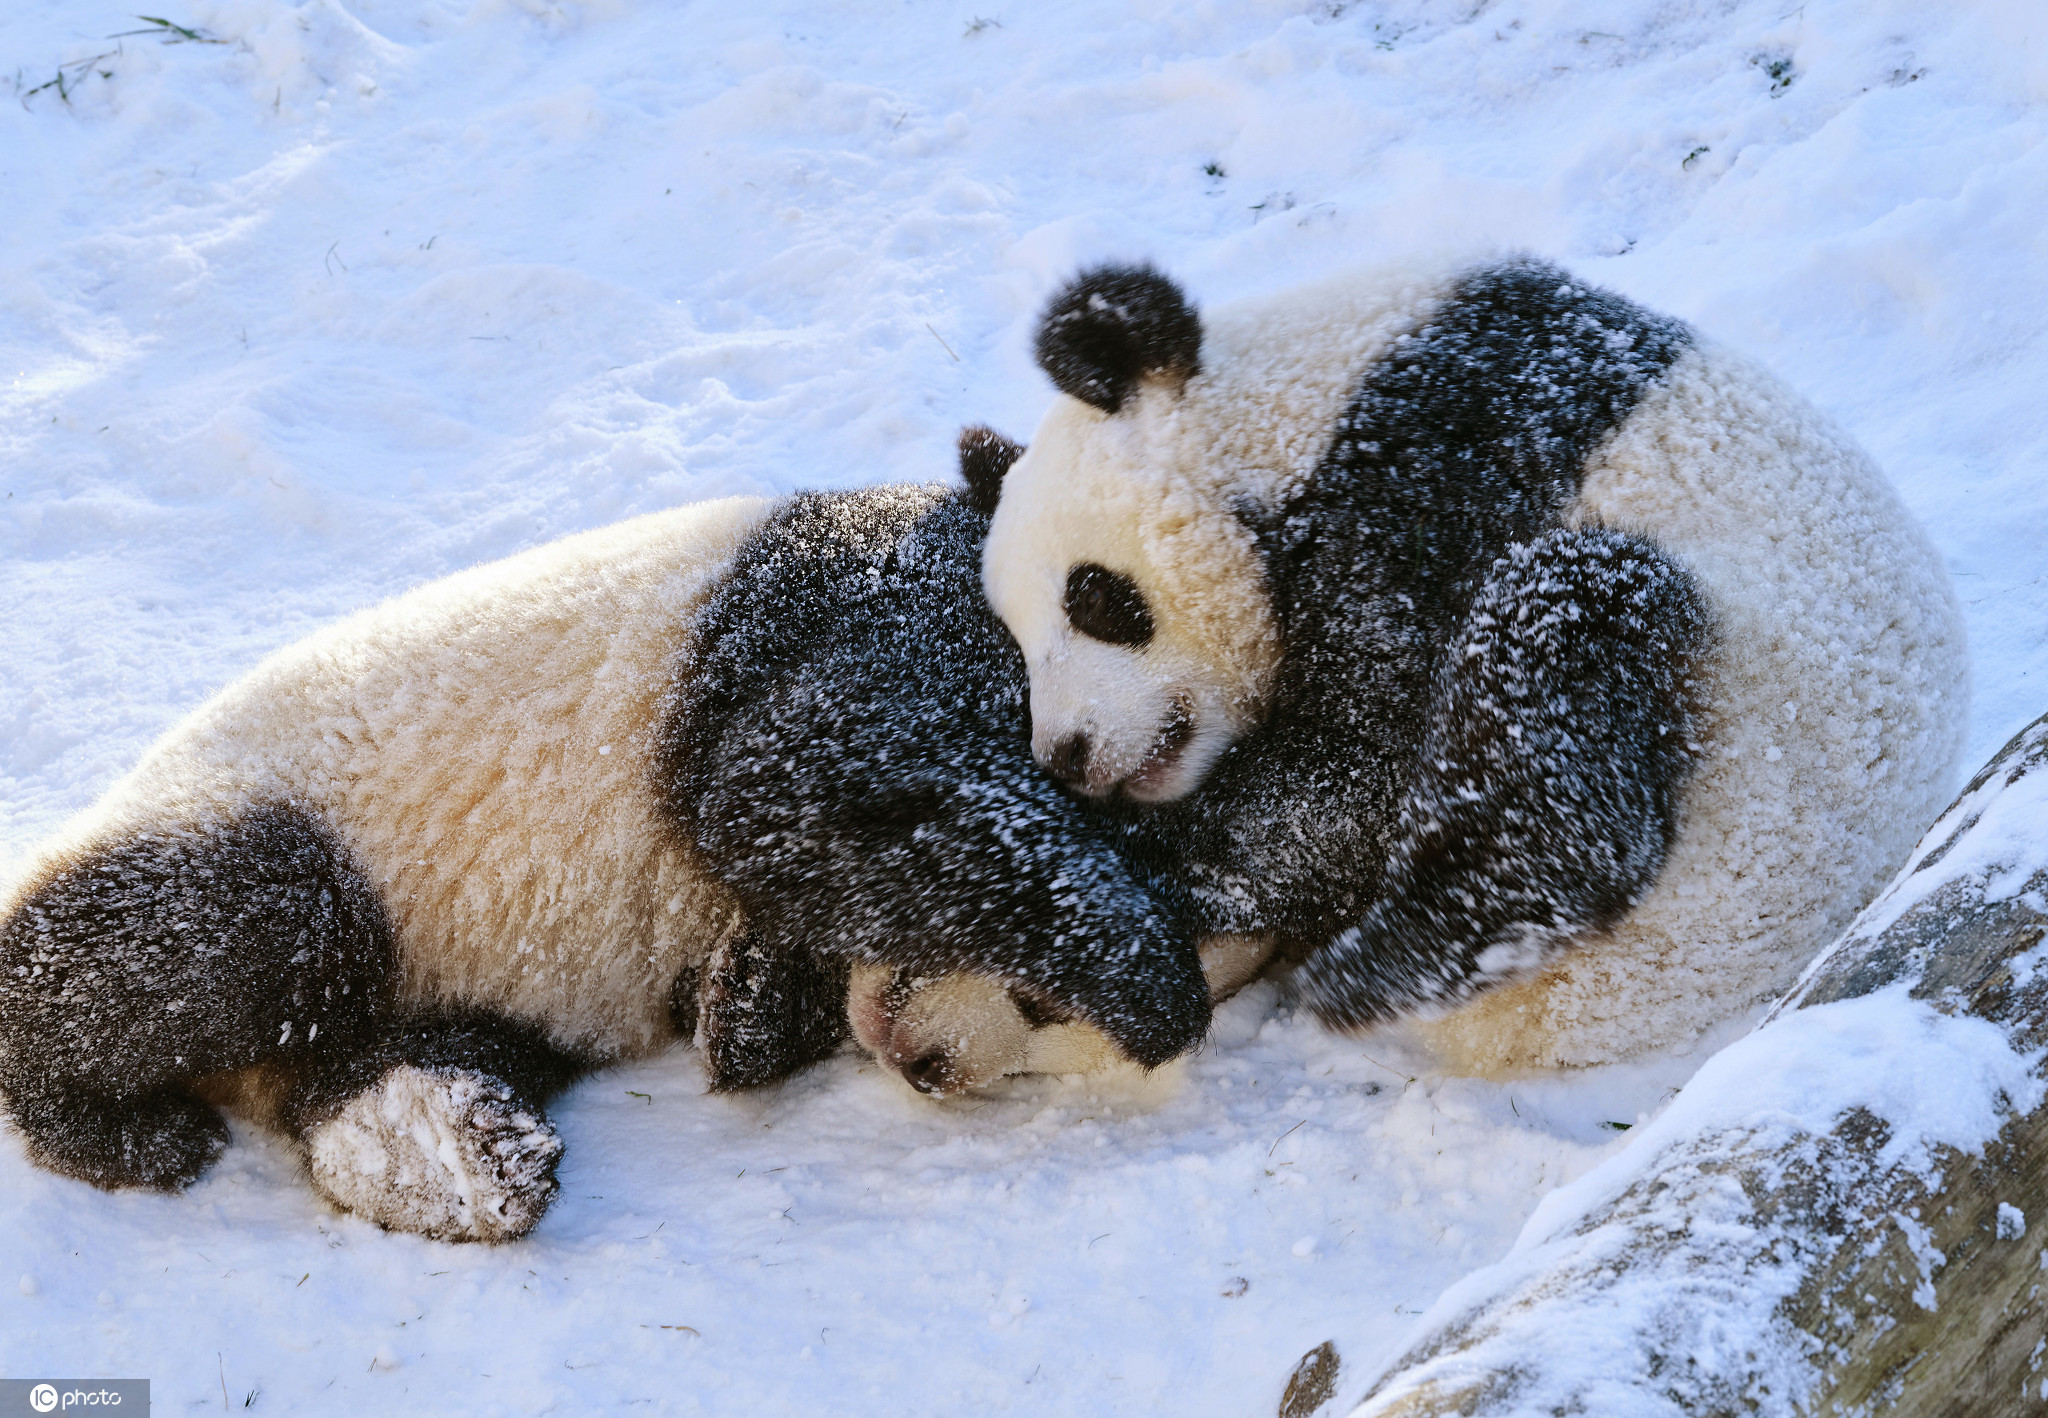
(1064, 563, 1153, 647)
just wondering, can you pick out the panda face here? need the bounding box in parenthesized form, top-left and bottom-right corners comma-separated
(848, 933, 1277, 1095)
(846, 962, 1127, 1095)
(983, 396, 1277, 803)
(986, 260, 1431, 804)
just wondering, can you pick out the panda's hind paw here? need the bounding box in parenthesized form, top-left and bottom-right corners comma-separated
(301, 1065, 564, 1244)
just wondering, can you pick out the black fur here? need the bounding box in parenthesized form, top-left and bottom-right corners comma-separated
(1, 1080, 231, 1194)
(1034, 264, 1202, 414)
(698, 929, 852, 1091)
(666, 961, 701, 1039)
(1065, 563, 1154, 646)
(0, 805, 393, 1189)
(957, 424, 1024, 515)
(657, 485, 1212, 1069)
(1101, 258, 1704, 1021)
(1297, 528, 1708, 1024)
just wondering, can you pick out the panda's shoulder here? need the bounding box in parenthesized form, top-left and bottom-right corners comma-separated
(664, 484, 1006, 769)
(688, 484, 969, 664)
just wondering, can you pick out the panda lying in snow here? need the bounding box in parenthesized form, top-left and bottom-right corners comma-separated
(924, 252, 1969, 1075)
(0, 479, 1222, 1244)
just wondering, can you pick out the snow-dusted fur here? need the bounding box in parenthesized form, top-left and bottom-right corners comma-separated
(300, 1064, 565, 1245)
(984, 254, 1969, 1073)
(1417, 342, 1967, 1068)
(22, 497, 770, 1055)
(663, 481, 1214, 1091)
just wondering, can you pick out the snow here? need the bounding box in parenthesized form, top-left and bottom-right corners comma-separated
(1813, 713, 2048, 953)
(2, 987, 1683, 1414)
(3, 0, 2046, 1412)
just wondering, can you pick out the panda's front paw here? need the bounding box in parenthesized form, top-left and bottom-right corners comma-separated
(300, 1065, 564, 1243)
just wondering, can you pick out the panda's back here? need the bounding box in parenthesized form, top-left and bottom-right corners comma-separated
(45, 495, 775, 1059)
(1416, 343, 1969, 1071)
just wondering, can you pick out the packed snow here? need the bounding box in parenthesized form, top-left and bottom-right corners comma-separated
(3, 0, 2046, 1413)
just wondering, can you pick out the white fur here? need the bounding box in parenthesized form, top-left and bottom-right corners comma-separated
(1415, 341, 1967, 1071)
(301, 1065, 563, 1243)
(987, 259, 1969, 1073)
(13, 496, 773, 1061)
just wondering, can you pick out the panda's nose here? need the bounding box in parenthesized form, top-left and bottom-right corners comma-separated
(901, 1051, 953, 1095)
(1046, 733, 1091, 786)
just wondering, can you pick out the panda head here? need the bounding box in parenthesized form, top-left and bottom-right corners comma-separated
(844, 962, 1131, 1096)
(981, 265, 1285, 803)
(846, 933, 1277, 1096)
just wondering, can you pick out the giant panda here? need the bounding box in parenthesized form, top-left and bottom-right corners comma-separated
(0, 482, 1213, 1242)
(966, 254, 1970, 1074)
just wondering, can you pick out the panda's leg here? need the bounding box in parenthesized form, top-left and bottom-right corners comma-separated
(280, 1010, 585, 1244)
(1298, 526, 1710, 1029)
(0, 805, 391, 1191)
(697, 922, 851, 1092)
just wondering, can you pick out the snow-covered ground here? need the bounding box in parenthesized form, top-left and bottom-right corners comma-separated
(3, 1, 2045, 1412)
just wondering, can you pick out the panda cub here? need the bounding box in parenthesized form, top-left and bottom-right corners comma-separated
(969, 254, 1969, 1074)
(0, 485, 1212, 1241)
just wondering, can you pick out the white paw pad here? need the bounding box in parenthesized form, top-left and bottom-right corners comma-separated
(303, 1066, 564, 1243)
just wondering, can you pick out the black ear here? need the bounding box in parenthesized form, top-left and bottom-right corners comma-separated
(698, 926, 851, 1091)
(957, 424, 1024, 515)
(1034, 264, 1202, 414)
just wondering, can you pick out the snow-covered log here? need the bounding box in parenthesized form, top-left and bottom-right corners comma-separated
(1321, 710, 2048, 1418)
